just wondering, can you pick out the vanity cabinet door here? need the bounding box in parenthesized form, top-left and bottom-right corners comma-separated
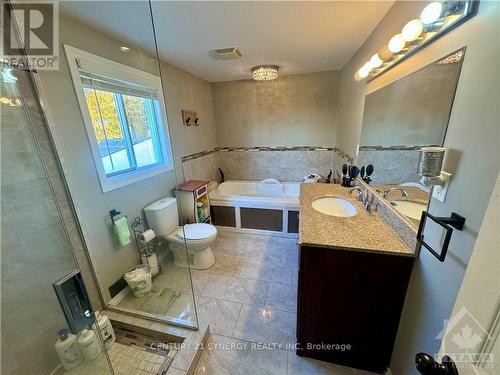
(288, 211, 300, 233)
(296, 245, 414, 374)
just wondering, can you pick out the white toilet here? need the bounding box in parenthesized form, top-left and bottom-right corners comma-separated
(144, 197, 216, 270)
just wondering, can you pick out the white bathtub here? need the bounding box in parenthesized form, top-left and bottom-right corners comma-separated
(209, 179, 300, 236)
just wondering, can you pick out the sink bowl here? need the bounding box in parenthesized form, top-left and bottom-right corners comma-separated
(311, 197, 357, 217)
(391, 200, 427, 220)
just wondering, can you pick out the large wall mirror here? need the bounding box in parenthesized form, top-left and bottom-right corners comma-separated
(357, 47, 466, 226)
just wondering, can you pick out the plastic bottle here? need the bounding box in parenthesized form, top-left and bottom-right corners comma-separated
(97, 314, 116, 349)
(77, 328, 102, 362)
(197, 202, 206, 222)
(55, 328, 83, 370)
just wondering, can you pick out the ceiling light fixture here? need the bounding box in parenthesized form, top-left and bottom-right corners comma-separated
(120, 46, 130, 52)
(251, 65, 279, 81)
(353, 0, 478, 82)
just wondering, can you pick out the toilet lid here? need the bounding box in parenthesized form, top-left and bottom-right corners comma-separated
(177, 223, 217, 240)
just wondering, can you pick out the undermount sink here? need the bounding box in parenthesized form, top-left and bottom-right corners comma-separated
(311, 197, 357, 217)
(391, 200, 427, 220)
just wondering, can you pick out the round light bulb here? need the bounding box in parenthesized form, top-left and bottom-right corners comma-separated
(421, 2, 443, 24)
(388, 34, 406, 53)
(402, 19, 424, 42)
(358, 65, 370, 79)
(370, 53, 383, 68)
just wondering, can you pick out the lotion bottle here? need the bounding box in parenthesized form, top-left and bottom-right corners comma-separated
(77, 328, 102, 362)
(55, 328, 83, 370)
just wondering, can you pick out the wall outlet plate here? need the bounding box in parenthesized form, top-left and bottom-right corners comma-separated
(432, 172, 452, 202)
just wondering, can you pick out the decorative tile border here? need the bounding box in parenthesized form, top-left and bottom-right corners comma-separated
(182, 146, 353, 163)
(358, 145, 439, 151)
(218, 146, 335, 152)
(181, 148, 218, 161)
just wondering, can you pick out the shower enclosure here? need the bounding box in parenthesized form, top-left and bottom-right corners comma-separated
(2, 0, 198, 373)
(0, 66, 114, 374)
(37, 0, 199, 329)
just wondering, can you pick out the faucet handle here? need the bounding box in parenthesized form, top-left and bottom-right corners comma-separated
(364, 193, 377, 212)
(357, 191, 366, 202)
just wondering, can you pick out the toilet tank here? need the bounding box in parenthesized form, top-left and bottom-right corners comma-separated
(144, 197, 179, 237)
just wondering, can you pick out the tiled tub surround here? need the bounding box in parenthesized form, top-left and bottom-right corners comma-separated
(181, 146, 353, 183)
(356, 146, 425, 185)
(219, 148, 334, 182)
(299, 184, 414, 256)
(182, 149, 219, 183)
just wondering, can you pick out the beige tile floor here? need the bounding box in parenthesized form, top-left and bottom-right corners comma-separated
(108, 342, 165, 375)
(191, 232, 376, 375)
(112, 260, 198, 326)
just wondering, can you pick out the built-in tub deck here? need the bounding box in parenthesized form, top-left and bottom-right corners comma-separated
(209, 179, 300, 237)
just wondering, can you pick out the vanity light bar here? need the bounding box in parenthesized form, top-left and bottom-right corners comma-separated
(354, 1, 479, 82)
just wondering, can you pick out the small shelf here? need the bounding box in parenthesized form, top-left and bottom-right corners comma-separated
(177, 180, 212, 224)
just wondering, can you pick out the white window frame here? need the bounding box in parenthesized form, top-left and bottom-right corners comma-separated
(64, 44, 173, 192)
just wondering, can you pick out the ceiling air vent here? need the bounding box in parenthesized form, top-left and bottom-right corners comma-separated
(211, 47, 242, 60)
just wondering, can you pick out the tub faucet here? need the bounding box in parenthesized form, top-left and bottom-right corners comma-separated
(381, 187, 409, 199)
(218, 168, 225, 183)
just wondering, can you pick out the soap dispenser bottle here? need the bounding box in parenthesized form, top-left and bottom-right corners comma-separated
(55, 328, 83, 370)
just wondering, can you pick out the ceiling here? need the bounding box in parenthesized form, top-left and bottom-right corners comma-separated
(61, 1, 393, 82)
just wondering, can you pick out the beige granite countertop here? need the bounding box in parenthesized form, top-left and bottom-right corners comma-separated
(299, 184, 415, 257)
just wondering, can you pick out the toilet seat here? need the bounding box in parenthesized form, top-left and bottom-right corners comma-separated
(177, 223, 217, 241)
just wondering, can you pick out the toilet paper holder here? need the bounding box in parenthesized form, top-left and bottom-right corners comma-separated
(131, 216, 162, 277)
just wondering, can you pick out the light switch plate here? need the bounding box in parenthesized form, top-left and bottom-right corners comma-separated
(432, 172, 452, 202)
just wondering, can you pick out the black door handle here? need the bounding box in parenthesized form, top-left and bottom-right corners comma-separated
(416, 353, 459, 375)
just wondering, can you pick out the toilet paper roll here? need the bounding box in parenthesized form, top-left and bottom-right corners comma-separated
(141, 252, 159, 276)
(138, 229, 156, 243)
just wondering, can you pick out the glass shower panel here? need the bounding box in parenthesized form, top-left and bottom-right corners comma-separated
(0, 68, 113, 374)
(34, 1, 198, 328)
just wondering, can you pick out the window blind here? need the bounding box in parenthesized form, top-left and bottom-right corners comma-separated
(79, 70, 158, 99)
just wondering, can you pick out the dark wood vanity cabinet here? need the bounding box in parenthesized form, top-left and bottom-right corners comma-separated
(296, 245, 414, 374)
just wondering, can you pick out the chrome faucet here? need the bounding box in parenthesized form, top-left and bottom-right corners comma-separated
(381, 187, 409, 199)
(348, 186, 367, 202)
(348, 186, 377, 212)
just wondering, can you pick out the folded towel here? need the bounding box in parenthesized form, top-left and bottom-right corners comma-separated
(113, 216, 131, 246)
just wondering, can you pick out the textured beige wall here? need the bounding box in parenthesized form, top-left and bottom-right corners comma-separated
(160, 62, 217, 182)
(438, 172, 500, 371)
(336, 1, 500, 373)
(212, 71, 339, 147)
